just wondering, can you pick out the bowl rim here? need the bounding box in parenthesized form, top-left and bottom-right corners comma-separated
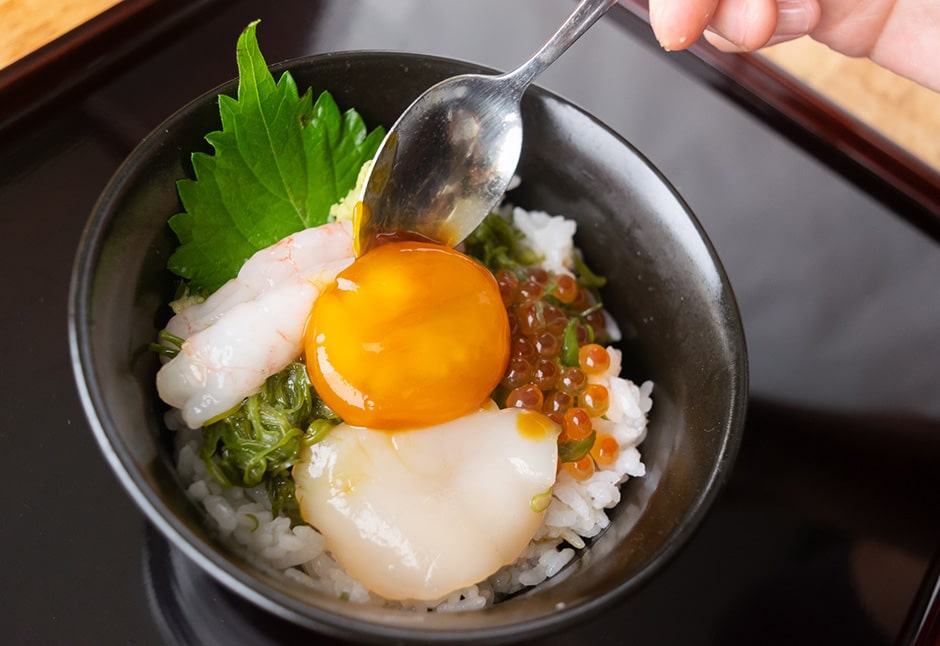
(69, 48, 748, 643)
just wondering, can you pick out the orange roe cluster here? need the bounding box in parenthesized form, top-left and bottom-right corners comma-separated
(494, 266, 619, 480)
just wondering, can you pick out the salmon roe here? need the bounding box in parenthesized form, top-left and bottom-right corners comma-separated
(563, 407, 593, 440)
(553, 273, 579, 304)
(564, 455, 596, 481)
(494, 265, 618, 465)
(506, 384, 543, 411)
(579, 343, 610, 375)
(590, 433, 620, 468)
(579, 383, 609, 417)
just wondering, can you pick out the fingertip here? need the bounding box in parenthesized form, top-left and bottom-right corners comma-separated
(649, 0, 719, 51)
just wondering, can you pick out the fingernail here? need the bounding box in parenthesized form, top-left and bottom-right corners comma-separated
(772, 0, 814, 41)
(704, 28, 747, 53)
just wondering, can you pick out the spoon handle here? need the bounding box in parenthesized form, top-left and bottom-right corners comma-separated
(503, 0, 618, 94)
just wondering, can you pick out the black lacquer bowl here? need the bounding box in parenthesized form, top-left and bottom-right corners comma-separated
(70, 52, 747, 644)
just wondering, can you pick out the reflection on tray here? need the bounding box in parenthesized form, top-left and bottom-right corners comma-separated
(143, 526, 356, 646)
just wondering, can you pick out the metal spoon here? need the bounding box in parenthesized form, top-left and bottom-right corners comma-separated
(355, 0, 618, 255)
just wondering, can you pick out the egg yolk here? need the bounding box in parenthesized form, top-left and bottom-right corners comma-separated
(305, 241, 510, 429)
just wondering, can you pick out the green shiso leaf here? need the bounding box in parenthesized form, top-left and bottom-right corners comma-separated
(167, 21, 384, 293)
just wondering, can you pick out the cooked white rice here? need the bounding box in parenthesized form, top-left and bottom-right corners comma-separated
(169, 207, 652, 610)
(172, 368, 650, 610)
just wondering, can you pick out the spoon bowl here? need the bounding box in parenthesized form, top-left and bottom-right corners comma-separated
(356, 0, 618, 253)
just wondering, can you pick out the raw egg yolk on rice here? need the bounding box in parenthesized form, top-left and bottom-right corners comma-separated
(305, 241, 510, 429)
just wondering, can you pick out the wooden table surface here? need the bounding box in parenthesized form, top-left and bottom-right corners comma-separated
(761, 38, 940, 172)
(2, 0, 938, 172)
(0, 0, 122, 69)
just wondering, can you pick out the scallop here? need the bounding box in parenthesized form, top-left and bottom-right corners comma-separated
(293, 407, 559, 601)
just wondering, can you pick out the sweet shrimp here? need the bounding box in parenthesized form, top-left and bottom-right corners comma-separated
(156, 220, 355, 429)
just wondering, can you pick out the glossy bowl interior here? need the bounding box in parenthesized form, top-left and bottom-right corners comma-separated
(70, 51, 747, 644)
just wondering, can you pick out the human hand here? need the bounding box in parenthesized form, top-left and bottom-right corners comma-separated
(647, 0, 940, 92)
